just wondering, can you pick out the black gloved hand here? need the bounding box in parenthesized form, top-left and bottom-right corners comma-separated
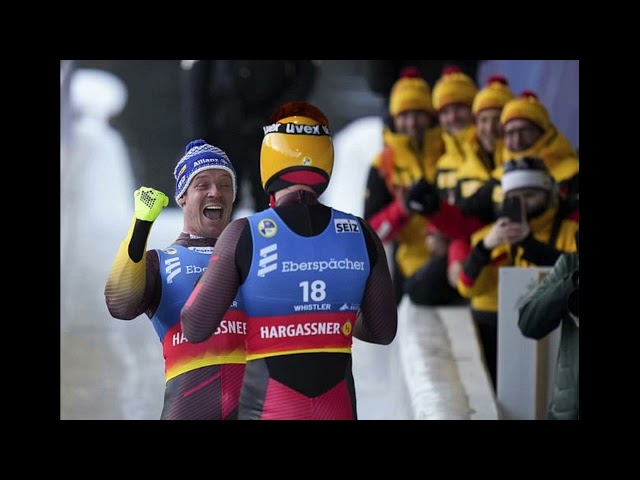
(405, 178, 439, 215)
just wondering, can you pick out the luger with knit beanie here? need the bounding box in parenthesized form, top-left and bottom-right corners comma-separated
(104, 138, 247, 420)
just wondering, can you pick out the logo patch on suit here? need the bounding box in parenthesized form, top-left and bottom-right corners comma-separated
(334, 219, 360, 233)
(258, 219, 278, 238)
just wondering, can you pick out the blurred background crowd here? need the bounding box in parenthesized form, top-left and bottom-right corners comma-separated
(61, 60, 577, 209)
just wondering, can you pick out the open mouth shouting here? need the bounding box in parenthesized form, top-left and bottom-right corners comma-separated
(203, 204, 224, 221)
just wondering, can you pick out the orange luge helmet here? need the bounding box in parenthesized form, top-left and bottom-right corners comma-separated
(260, 101, 334, 196)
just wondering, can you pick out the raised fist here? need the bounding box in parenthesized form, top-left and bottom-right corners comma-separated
(134, 187, 169, 222)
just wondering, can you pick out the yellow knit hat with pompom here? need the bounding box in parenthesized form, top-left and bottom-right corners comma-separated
(472, 75, 515, 115)
(389, 66, 434, 116)
(500, 90, 551, 132)
(432, 65, 477, 112)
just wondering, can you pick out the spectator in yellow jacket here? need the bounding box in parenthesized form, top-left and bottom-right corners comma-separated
(447, 75, 515, 288)
(401, 65, 477, 306)
(364, 66, 444, 304)
(457, 157, 578, 390)
(498, 91, 579, 207)
(457, 90, 580, 223)
(409, 90, 580, 238)
(431, 65, 477, 204)
(455, 75, 515, 204)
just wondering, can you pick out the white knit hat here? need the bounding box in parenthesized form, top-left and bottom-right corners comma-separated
(501, 157, 553, 193)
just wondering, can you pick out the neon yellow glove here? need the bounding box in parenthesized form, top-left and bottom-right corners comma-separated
(134, 186, 169, 222)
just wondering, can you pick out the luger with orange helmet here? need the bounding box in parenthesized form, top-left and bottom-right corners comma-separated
(260, 100, 334, 199)
(180, 101, 398, 420)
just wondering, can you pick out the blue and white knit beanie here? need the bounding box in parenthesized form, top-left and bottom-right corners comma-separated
(173, 139, 237, 206)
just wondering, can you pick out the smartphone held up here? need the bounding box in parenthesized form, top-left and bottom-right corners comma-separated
(502, 196, 524, 223)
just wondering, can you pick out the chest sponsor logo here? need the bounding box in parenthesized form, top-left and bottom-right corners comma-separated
(293, 303, 331, 312)
(342, 321, 352, 336)
(334, 218, 360, 233)
(339, 303, 360, 311)
(257, 243, 278, 277)
(164, 257, 181, 284)
(188, 246, 215, 254)
(282, 258, 366, 273)
(185, 264, 207, 274)
(172, 319, 247, 346)
(260, 321, 345, 339)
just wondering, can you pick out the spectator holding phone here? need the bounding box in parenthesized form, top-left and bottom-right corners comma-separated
(456, 90, 580, 224)
(456, 157, 578, 390)
(405, 90, 580, 238)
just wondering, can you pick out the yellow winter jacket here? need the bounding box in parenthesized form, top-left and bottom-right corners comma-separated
(434, 124, 476, 196)
(456, 135, 507, 201)
(457, 206, 578, 313)
(372, 126, 444, 277)
(492, 127, 579, 204)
